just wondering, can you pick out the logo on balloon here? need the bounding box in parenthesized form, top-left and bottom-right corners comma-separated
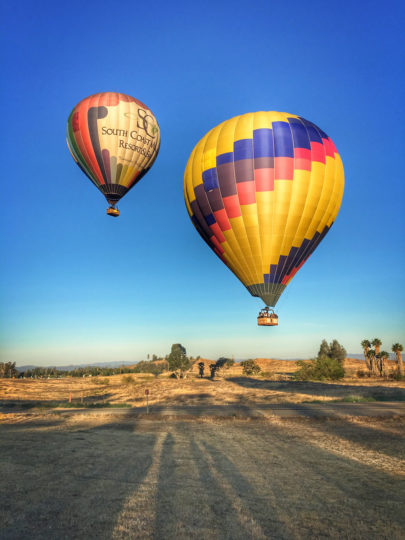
(123, 109, 158, 138)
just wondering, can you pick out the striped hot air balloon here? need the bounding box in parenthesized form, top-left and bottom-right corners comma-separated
(184, 111, 344, 324)
(67, 92, 160, 217)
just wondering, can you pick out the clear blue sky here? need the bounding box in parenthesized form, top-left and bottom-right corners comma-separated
(1, 0, 404, 366)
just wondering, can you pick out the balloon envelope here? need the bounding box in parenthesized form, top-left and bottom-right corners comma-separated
(67, 92, 160, 209)
(184, 112, 344, 307)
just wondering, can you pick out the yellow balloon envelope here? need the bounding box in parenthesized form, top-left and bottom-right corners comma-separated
(184, 111, 344, 307)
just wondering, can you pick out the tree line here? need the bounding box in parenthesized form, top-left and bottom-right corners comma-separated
(0, 360, 168, 379)
(2, 339, 402, 381)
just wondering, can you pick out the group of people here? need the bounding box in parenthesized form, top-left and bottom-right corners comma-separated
(198, 361, 217, 379)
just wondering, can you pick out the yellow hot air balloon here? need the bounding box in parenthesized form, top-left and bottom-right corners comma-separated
(67, 92, 160, 216)
(184, 112, 344, 325)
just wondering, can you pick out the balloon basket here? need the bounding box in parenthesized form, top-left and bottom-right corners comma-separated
(107, 206, 120, 217)
(257, 307, 278, 326)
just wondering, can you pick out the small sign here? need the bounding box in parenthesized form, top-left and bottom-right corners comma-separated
(145, 389, 149, 395)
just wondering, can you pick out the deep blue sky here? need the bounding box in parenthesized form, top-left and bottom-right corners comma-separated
(1, 0, 404, 365)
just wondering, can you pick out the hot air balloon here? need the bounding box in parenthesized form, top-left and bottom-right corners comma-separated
(67, 92, 160, 217)
(184, 112, 344, 325)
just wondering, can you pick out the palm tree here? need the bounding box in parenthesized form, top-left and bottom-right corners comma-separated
(361, 339, 371, 371)
(372, 338, 382, 356)
(392, 343, 403, 374)
(366, 349, 376, 375)
(377, 351, 389, 377)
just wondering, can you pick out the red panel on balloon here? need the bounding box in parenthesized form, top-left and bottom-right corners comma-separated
(237, 181, 256, 205)
(210, 233, 225, 253)
(210, 222, 226, 244)
(294, 147, 311, 169)
(223, 195, 242, 218)
(294, 158, 311, 171)
(322, 138, 335, 157)
(294, 148, 311, 160)
(311, 142, 326, 163)
(214, 209, 231, 231)
(275, 157, 294, 180)
(254, 168, 274, 192)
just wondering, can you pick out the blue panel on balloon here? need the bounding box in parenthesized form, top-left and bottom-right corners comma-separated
(234, 139, 253, 161)
(287, 120, 311, 149)
(298, 117, 323, 143)
(273, 122, 294, 157)
(202, 168, 219, 191)
(264, 273, 271, 283)
(217, 152, 234, 165)
(306, 126, 323, 143)
(205, 213, 216, 226)
(299, 117, 329, 139)
(253, 129, 274, 157)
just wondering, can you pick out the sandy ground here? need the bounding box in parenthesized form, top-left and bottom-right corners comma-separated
(0, 413, 404, 539)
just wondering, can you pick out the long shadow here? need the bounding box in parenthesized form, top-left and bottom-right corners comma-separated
(0, 392, 115, 411)
(149, 401, 259, 417)
(195, 437, 292, 538)
(0, 418, 156, 539)
(201, 424, 405, 538)
(189, 435, 285, 538)
(227, 377, 405, 400)
(263, 422, 405, 535)
(291, 414, 405, 460)
(153, 428, 267, 539)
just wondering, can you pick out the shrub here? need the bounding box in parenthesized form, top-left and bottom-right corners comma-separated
(260, 371, 273, 378)
(389, 372, 405, 381)
(122, 375, 136, 385)
(294, 355, 345, 381)
(356, 369, 367, 378)
(93, 377, 110, 385)
(241, 360, 261, 376)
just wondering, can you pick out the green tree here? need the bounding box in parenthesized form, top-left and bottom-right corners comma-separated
(167, 343, 191, 379)
(329, 339, 346, 365)
(318, 339, 330, 357)
(317, 339, 346, 365)
(241, 359, 261, 376)
(0, 362, 19, 378)
(216, 357, 234, 369)
(392, 343, 403, 374)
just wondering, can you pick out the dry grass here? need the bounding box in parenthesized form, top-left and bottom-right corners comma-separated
(1, 359, 404, 411)
(1, 358, 404, 539)
(0, 414, 404, 539)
